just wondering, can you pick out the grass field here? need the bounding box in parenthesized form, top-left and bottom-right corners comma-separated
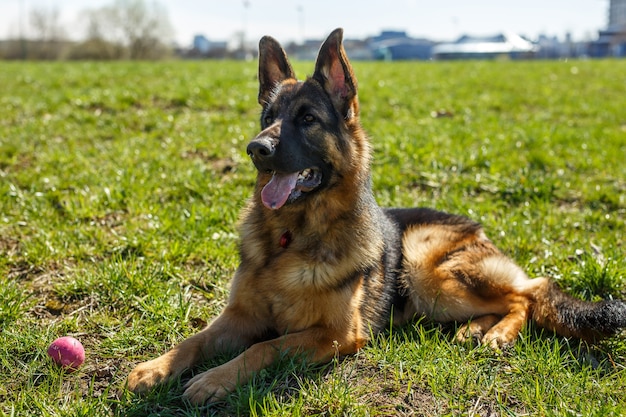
(1, 58, 625, 416)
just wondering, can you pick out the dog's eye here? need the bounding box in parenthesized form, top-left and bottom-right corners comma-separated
(303, 114, 315, 124)
(263, 115, 273, 126)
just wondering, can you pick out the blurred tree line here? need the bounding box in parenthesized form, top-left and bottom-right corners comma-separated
(0, 0, 173, 60)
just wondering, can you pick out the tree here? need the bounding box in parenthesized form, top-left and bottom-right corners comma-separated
(30, 7, 64, 42)
(67, 9, 124, 60)
(28, 6, 67, 59)
(89, 0, 174, 59)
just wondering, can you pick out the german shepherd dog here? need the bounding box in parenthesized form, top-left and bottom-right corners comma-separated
(127, 28, 626, 404)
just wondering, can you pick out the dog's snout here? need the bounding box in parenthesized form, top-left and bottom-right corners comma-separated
(247, 137, 276, 160)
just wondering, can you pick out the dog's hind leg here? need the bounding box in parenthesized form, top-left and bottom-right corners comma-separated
(480, 295, 532, 348)
(400, 222, 543, 348)
(455, 314, 501, 344)
(456, 295, 534, 349)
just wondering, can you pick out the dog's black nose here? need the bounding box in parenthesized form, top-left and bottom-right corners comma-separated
(247, 137, 276, 161)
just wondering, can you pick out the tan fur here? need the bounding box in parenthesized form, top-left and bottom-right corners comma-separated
(399, 222, 558, 347)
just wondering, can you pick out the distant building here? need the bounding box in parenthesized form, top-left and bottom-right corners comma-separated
(609, 0, 626, 28)
(433, 33, 536, 60)
(589, 0, 626, 57)
(287, 39, 326, 60)
(193, 35, 210, 53)
(370, 31, 434, 60)
(535, 34, 561, 59)
(192, 34, 227, 56)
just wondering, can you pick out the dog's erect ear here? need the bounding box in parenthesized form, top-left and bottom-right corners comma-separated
(313, 28, 358, 119)
(258, 36, 296, 106)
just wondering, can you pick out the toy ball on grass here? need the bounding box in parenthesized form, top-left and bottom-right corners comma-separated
(47, 336, 85, 371)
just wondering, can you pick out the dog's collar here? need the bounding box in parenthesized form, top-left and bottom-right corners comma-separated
(279, 231, 292, 248)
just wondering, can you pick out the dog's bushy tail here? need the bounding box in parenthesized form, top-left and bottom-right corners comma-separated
(532, 281, 626, 342)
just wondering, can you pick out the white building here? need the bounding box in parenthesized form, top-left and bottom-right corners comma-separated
(433, 33, 536, 60)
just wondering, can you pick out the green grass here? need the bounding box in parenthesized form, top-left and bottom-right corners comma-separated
(1, 58, 625, 416)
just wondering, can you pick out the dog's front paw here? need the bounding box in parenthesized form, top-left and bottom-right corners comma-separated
(127, 358, 175, 393)
(183, 365, 237, 405)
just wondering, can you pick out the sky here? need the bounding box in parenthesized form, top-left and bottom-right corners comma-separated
(0, 0, 611, 47)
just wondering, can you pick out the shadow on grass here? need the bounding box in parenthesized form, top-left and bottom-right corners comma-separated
(114, 356, 332, 416)
(113, 321, 626, 417)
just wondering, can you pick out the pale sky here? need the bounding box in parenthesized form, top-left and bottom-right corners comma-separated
(0, 0, 610, 46)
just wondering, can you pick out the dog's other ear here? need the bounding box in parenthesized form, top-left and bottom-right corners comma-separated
(313, 28, 358, 119)
(258, 36, 295, 106)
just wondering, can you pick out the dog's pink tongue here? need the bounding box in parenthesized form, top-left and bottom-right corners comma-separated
(261, 172, 298, 210)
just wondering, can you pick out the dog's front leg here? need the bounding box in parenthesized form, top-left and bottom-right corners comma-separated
(182, 327, 360, 404)
(126, 306, 261, 394)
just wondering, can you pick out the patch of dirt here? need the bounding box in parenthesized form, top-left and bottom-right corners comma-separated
(0, 236, 21, 258)
(262, 354, 450, 416)
(75, 355, 135, 401)
(23, 355, 134, 408)
(7, 259, 97, 323)
(8, 259, 71, 285)
(180, 150, 237, 175)
(343, 357, 447, 416)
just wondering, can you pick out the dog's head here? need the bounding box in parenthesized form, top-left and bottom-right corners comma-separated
(247, 28, 367, 211)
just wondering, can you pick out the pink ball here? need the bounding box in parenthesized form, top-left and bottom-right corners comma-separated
(47, 336, 85, 371)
